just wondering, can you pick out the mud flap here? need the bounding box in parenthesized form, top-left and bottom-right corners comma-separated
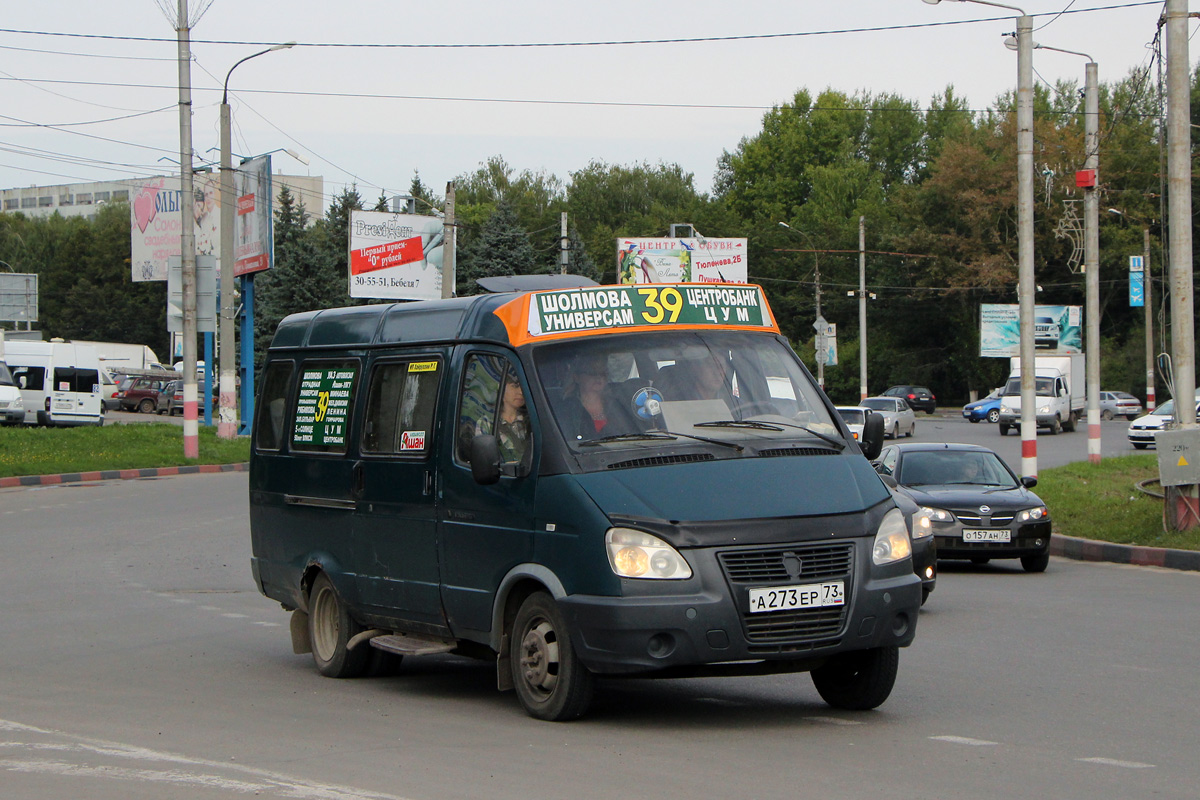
(496, 633, 513, 691)
(290, 610, 312, 654)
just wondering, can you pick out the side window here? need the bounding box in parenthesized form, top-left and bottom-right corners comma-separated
(879, 448, 898, 474)
(362, 359, 441, 455)
(455, 354, 528, 467)
(53, 367, 95, 393)
(12, 366, 44, 391)
(291, 360, 358, 454)
(255, 361, 294, 451)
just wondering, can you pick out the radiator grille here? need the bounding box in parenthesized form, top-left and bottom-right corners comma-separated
(718, 542, 854, 648)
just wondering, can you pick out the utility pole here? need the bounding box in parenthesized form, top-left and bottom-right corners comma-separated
(1166, 0, 1195, 416)
(1143, 225, 1154, 410)
(442, 182, 456, 299)
(1016, 11, 1036, 479)
(858, 216, 867, 401)
(1084, 60, 1101, 464)
(175, 0, 198, 459)
(560, 212, 569, 274)
(815, 252, 824, 390)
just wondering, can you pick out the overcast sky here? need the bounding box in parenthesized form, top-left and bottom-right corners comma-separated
(0, 1, 1179, 210)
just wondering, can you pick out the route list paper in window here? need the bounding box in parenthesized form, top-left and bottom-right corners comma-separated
(294, 366, 357, 447)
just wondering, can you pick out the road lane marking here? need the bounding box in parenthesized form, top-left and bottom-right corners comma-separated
(930, 735, 999, 746)
(1077, 757, 1155, 769)
(804, 716, 864, 726)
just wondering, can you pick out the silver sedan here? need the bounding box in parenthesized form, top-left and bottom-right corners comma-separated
(861, 396, 916, 439)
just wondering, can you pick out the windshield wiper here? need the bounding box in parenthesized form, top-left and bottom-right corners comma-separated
(579, 430, 744, 451)
(694, 419, 846, 450)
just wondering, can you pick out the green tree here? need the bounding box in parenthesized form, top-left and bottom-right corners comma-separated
(455, 201, 539, 295)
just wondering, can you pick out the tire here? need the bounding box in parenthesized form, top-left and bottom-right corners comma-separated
(307, 572, 370, 679)
(921, 586, 932, 606)
(1021, 550, 1050, 573)
(811, 646, 899, 711)
(907, 423, 915, 438)
(890, 423, 899, 440)
(138, 398, 155, 414)
(968, 418, 979, 423)
(1101, 409, 1114, 421)
(998, 424, 1009, 436)
(511, 591, 594, 721)
(1133, 442, 1148, 450)
(1063, 412, 1077, 433)
(1047, 416, 1061, 435)
(986, 409, 1000, 424)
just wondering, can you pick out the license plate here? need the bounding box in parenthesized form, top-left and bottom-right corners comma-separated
(962, 529, 1011, 542)
(748, 581, 844, 613)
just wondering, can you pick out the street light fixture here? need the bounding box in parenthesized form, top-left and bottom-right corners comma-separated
(218, 42, 295, 440)
(923, 0, 1037, 478)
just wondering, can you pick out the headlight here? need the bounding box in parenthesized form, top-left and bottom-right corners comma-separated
(1038, 404, 1051, 414)
(1018, 506, 1048, 522)
(12, 396, 22, 409)
(606, 528, 692, 579)
(911, 506, 952, 538)
(872, 508, 912, 565)
(1000, 403, 1011, 413)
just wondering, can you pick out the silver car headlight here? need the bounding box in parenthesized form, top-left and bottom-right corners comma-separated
(1018, 506, 1048, 522)
(606, 528, 692, 579)
(911, 506, 952, 539)
(873, 508, 912, 565)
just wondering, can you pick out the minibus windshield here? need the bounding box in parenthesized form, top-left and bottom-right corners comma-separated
(533, 330, 840, 451)
(0, 362, 14, 387)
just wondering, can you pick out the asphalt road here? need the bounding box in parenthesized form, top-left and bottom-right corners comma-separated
(1, 458, 1197, 799)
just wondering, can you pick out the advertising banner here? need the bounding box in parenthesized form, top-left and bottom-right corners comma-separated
(348, 210, 445, 300)
(130, 172, 222, 282)
(234, 155, 273, 277)
(980, 303, 1083, 356)
(616, 238, 747, 284)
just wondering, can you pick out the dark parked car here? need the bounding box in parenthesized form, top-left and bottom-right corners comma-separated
(118, 376, 169, 413)
(883, 385, 937, 414)
(873, 442, 1051, 573)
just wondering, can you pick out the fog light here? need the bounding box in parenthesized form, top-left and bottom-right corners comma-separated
(924, 566, 934, 579)
(1034, 538, 1044, 547)
(647, 633, 676, 659)
(891, 613, 910, 638)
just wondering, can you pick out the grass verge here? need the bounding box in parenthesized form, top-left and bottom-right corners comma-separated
(2, 426, 1195, 552)
(0, 423, 249, 478)
(1036, 453, 1200, 551)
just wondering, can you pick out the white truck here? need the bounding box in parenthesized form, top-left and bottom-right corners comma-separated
(73, 340, 164, 373)
(997, 354, 1085, 436)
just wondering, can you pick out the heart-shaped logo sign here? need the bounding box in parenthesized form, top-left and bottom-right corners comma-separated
(133, 185, 160, 234)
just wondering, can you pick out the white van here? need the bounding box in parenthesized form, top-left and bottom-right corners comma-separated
(5, 339, 104, 427)
(0, 331, 24, 426)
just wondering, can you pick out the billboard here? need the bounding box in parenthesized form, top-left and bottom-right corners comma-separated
(980, 303, 1083, 356)
(130, 172, 222, 282)
(616, 238, 747, 284)
(234, 155, 273, 277)
(347, 210, 446, 300)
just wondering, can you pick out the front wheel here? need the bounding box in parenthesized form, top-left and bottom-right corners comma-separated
(1132, 442, 1149, 450)
(308, 572, 370, 679)
(1101, 409, 1114, 421)
(1021, 550, 1050, 573)
(998, 424, 1009, 436)
(986, 409, 1000, 424)
(511, 592, 594, 721)
(1047, 416, 1061, 435)
(811, 646, 899, 711)
(890, 423, 899, 439)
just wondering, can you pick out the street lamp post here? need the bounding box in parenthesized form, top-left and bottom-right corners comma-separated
(923, 0, 1036, 477)
(219, 42, 294, 440)
(778, 222, 825, 388)
(1109, 208, 1155, 411)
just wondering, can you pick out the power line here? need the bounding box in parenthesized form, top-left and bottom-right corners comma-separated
(0, 3, 1161, 49)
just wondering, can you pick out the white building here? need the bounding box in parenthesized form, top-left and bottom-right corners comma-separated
(1, 172, 326, 224)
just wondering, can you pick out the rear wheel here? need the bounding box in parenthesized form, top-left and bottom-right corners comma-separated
(1021, 551, 1050, 573)
(138, 398, 155, 414)
(511, 592, 594, 721)
(308, 572, 370, 678)
(811, 646, 899, 711)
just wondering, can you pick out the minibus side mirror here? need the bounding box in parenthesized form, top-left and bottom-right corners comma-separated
(470, 435, 502, 485)
(860, 412, 885, 460)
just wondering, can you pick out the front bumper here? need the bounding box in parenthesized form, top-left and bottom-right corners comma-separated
(935, 520, 1052, 559)
(1127, 427, 1161, 445)
(558, 540, 921, 676)
(999, 411, 1058, 428)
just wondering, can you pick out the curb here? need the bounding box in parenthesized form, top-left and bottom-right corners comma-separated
(0, 462, 248, 489)
(1051, 532, 1200, 572)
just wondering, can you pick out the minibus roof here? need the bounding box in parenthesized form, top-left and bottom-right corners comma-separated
(269, 283, 779, 351)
